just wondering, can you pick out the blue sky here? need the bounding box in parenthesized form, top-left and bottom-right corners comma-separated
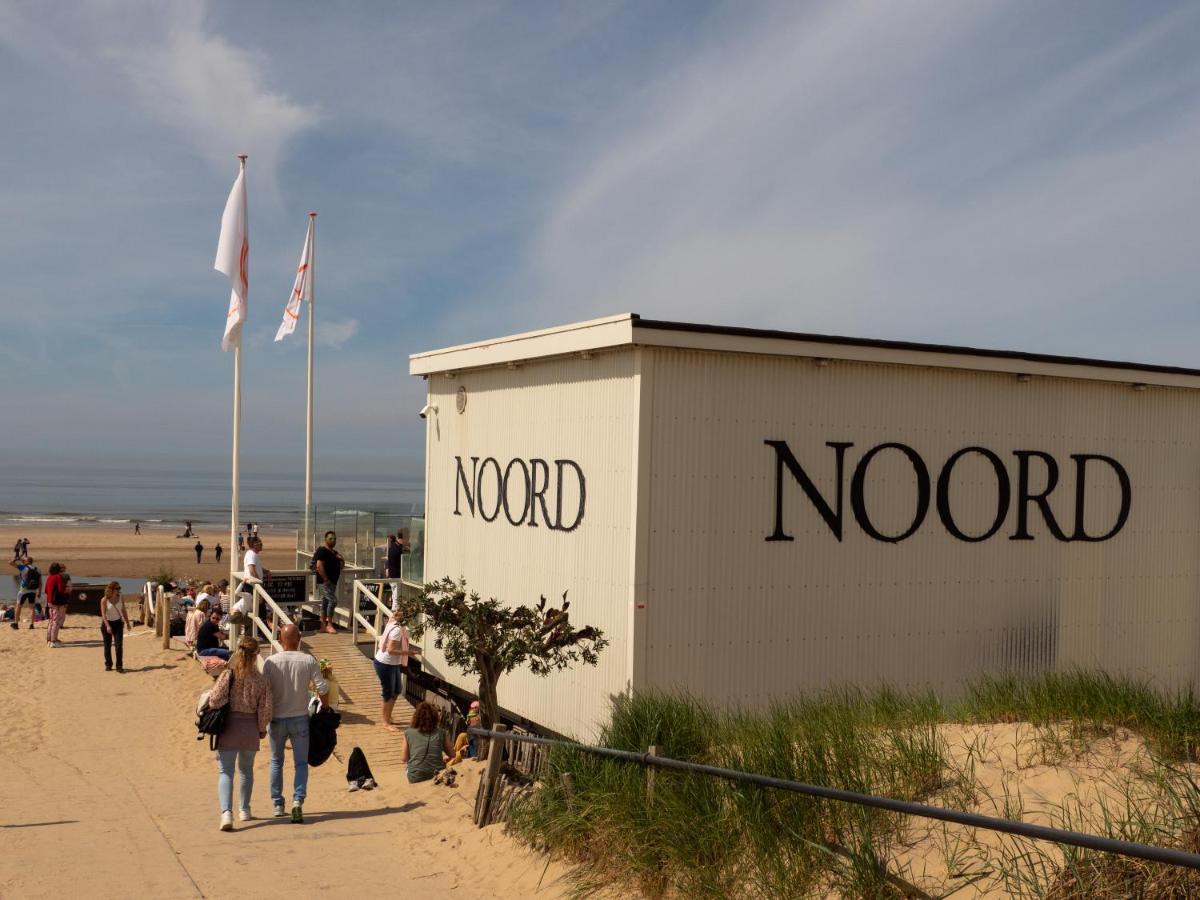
(2, 0, 1199, 476)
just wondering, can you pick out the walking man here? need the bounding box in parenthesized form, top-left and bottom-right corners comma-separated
(262, 624, 329, 823)
(215, 543, 223, 564)
(195, 540, 204, 564)
(313, 531, 344, 635)
(8, 555, 41, 630)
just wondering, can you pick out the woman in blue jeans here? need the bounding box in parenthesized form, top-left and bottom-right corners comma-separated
(207, 638, 273, 831)
(374, 606, 413, 732)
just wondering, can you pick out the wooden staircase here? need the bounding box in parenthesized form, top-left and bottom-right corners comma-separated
(302, 631, 415, 774)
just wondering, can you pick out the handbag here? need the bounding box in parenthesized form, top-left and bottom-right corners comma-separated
(196, 672, 233, 750)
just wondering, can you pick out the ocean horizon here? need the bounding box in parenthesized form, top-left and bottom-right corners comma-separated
(0, 456, 423, 529)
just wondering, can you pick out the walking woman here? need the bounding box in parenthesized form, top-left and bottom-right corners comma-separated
(44, 562, 70, 647)
(99, 581, 132, 672)
(208, 637, 273, 831)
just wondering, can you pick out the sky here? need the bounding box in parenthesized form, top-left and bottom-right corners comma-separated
(2, 0, 1199, 478)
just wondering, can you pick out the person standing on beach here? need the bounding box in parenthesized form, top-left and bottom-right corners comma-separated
(208, 637, 273, 831)
(374, 605, 415, 732)
(8, 555, 41, 630)
(262, 624, 329, 823)
(312, 531, 343, 635)
(215, 543, 223, 564)
(44, 562, 70, 647)
(99, 581, 132, 672)
(134, 522, 140, 535)
(195, 540, 204, 564)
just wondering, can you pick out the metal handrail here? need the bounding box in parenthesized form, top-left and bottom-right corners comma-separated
(468, 728, 1200, 872)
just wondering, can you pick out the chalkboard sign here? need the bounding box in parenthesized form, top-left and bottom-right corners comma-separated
(263, 574, 309, 608)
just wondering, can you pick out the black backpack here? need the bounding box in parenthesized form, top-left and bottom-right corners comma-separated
(20, 565, 41, 593)
(196, 673, 233, 750)
(307, 706, 341, 767)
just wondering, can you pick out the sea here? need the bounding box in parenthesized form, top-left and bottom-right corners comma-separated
(0, 457, 424, 529)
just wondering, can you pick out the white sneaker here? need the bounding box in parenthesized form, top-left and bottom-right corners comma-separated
(238, 808, 252, 822)
(348, 781, 360, 792)
(273, 802, 286, 818)
(220, 811, 233, 832)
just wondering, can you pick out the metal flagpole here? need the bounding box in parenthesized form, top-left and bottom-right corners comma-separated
(231, 155, 247, 616)
(304, 212, 316, 553)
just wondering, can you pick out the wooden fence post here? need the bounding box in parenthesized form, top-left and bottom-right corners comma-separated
(478, 724, 508, 827)
(561, 772, 576, 809)
(160, 590, 171, 649)
(646, 745, 659, 805)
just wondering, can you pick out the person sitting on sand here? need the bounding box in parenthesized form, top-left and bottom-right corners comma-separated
(208, 637, 273, 832)
(316, 658, 340, 711)
(196, 609, 230, 660)
(185, 598, 210, 653)
(401, 702, 453, 784)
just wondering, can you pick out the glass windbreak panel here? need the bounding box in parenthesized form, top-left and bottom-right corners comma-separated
(402, 516, 425, 585)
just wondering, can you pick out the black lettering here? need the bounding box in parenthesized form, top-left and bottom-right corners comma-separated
(1009, 450, 1069, 542)
(553, 459, 586, 532)
(476, 457, 503, 523)
(454, 456, 479, 517)
(936, 447, 1011, 542)
(851, 443, 930, 543)
(528, 458, 551, 528)
(765, 440, 853, 542)
(1070, 454, 1132, 541)
(502, 458, 531, 526)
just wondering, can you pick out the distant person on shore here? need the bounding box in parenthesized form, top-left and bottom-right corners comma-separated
(236, 533, 244, 553)
(195, 540, 204, 564)
(12, 538, 29, 561)
(251, 522, 259, 538)
(196, 609, 230, 660)
(99, 581, 132, 672)
(374, 605, 415, 732)
(208, 637, 273, 831)
(44, 563, 70, 647)
(313, 531, 344, 635)
(262, 624, 329, 823)
(401, 702, 452, 784)
(8, 555, 41, 630)
(134, 522, 141, 535)
(215, 543, 223, 564)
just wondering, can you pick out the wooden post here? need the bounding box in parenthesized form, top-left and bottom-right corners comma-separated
(478, 724, 508, 827)
(560, 772, 576, 808)
(160, 589, 171, 649)
(646, 745, 659, 805)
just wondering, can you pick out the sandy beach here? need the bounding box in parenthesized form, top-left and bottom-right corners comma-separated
(2, 524, 298, 586)
(0, 610, 579, 899)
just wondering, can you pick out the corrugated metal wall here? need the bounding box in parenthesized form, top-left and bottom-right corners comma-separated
(640, 347, 1200, 705)
(423, 351, 637, 738)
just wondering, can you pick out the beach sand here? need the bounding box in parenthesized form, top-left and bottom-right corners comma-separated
(0, 613, 580, 899)
(3, 524, 298, 584)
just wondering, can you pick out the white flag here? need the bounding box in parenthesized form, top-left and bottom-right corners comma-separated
(214, 165, 248, 351)
(274, 217, 314, 342)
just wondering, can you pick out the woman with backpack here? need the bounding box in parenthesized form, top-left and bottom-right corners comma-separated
(43, 562, 71, 647)
(207, 637, 273, 831)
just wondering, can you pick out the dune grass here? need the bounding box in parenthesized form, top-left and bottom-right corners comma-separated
(507, 673, 1200, 898)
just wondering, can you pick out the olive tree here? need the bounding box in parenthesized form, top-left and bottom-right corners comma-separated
(399, 576, 607, 741)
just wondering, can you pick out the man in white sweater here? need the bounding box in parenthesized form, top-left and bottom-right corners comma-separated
(262, 624, 329, 823)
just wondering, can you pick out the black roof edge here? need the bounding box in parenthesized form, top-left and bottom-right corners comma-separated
(629, 315, 1200, 380)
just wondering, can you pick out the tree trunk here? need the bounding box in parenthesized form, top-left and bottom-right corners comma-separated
(476, 658, 501, 762)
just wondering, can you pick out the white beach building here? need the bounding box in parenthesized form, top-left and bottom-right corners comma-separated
(411, 313, 1200, 739)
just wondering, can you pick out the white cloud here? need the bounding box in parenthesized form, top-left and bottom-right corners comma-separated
(529, 1, 1200, 360)
(317, 317, 359, 349)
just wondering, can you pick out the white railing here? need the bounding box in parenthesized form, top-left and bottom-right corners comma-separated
(248, 582, 293, 658)
(143, 582, 157, 625)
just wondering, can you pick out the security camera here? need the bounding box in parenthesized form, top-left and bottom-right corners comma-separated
(419, 403, 438, 419)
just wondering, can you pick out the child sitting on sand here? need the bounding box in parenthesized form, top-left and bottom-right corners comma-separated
(317, 658, 339, 710)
